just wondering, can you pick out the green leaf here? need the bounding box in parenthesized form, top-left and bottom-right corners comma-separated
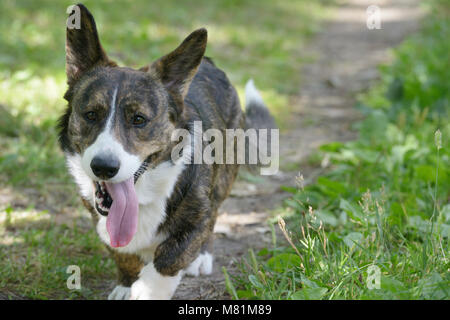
(316, 210, 338, 227)
(388, 202, 404, 226)
(418, 273, 450, 299)
(280, 186, 298, 194)
(339, 199, 363, 222)
(300, 275, 319, 288)
(379, 277, 410, 299)
(381, 277, 406, 292)
(352, 149, 380, 164)
(408, 216, 429, 234)
(343, 232, 363, 249)
(267, 253, 301, 273)
(319, 142, 344, 152)
(415, 164, 448, 185)
(317, 177, 348, 196)
(248, 275, 264, 289)
(415, 165, 436, 183)
(291, 287, 328, 300)
(237, 290, 257, 299)
(257, 248, 270, 256)
(442, 204, 450, 222)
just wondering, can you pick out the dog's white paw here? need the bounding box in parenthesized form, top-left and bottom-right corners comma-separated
(108, 285, 131, 300)
(129, 263, 181, 300)
(130, 279, 152, 300)
(184, 252, 213, 277)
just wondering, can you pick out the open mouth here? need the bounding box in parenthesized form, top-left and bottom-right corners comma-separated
(93, 152, 158, 217)
(90, 153, 160, 247)
(94, 181, 113, 216)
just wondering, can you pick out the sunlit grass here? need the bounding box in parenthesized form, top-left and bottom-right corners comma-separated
(227, 0, 450, 300)
(0, 206, 115, 299)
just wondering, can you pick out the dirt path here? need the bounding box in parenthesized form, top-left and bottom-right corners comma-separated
(173, 0, 424, 300)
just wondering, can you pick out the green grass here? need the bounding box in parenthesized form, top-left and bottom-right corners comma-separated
(0, 206, 115, 299)
(0, 0, 332, 299)
(227, 1, 450, 300)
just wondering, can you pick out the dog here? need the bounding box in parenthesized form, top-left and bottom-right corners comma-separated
(58, 4, 275, 299)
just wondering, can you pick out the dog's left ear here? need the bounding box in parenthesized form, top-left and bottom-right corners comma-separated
(65, 4, 116, 86)
(144, 28, 207, 114)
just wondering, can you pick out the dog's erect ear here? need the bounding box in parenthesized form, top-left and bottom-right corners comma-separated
(146, 28, 207, 100)
(65, 4, 115, 85)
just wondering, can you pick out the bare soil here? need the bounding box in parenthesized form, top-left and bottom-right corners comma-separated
(173, 0, 424, 300)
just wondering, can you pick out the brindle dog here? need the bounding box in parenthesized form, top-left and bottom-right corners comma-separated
(59, 4, 275, 299)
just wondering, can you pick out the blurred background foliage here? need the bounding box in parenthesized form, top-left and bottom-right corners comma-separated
(229, 0, 449, 300)
(0, 0, 331, 191)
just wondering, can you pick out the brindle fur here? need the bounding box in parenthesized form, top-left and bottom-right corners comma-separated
(60, 4, 245, 283)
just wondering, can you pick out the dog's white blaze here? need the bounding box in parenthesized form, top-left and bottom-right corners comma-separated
(80, 86, 141, 184)
(106, 86, 118, 131)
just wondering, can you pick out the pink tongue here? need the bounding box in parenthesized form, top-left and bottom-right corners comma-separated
(105, 177, 138, 248)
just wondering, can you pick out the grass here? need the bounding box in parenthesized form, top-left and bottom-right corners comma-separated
(0, 207, 114, 299)
(0, 0, 333, 299)
(226, 0, 450, 300)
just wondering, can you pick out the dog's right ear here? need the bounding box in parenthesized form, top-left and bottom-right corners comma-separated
(144, 29, 207, 97)
(65, 4, 116, 85)
(141, 29, 207, 121)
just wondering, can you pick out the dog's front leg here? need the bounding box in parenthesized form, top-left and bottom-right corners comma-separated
(107, 250, 144, 300)
(129, 218, 214, 299)
(128, 233, 205, 300)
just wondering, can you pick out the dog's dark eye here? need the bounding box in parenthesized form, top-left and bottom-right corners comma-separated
(132, 115, 147, 126)
(84, 111, 97, 122)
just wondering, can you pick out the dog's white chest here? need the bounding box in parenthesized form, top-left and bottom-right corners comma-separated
(66, 153, 185, 256)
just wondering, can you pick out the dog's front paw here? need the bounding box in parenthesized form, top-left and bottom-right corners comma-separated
(129, 263, 181, 300)
(108, 285, 131, 300)
(130, 279, 153, 300)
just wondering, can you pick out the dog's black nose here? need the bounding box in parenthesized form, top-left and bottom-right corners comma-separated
(90, 155, 120, 179)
